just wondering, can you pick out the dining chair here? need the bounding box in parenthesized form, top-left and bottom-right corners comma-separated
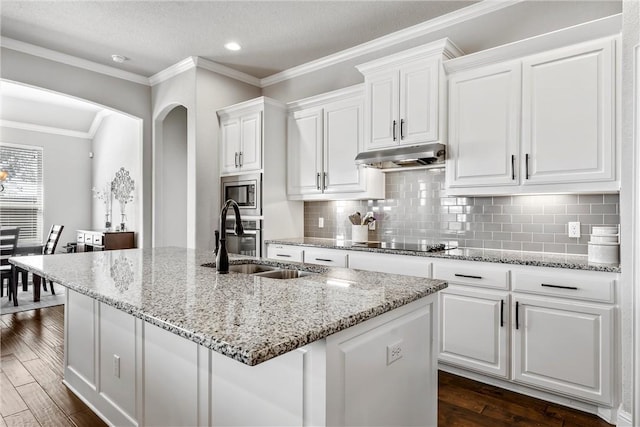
(0, 227, 20, 301)
(14, 224, 64, 303)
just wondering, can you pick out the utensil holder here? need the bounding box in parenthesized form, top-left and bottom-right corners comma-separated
(352, 225, 368, 243)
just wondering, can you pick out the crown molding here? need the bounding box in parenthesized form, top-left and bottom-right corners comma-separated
(0, 37, 150, 86)
(259, 0, 523, 87)
(286, 84, 363, 112)
(194, 57, 261, 87)
(217, 96, 285, 118)
(0, 119, 93, 139)
(148, 57, 196, 86)
(444, 13, 622, 74)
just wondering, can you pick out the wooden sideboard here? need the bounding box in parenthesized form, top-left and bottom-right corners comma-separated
(76, 230, 135, 252)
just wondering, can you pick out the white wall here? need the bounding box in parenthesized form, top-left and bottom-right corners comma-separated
(0, 126, 91, 251)
(1, 47, 152, 247)
(151, 66, 260, 250)
(91, 113, 142, 237)
(620, 0, 640, 423)
(158, 105, 187, 247)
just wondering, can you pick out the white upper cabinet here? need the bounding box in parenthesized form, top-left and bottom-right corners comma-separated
(287, 85, 384, 201)
(218, 102, 263, 175)
(357, 39, 462, 152)
(445, 34, 619, 195)
(521, 39, 615, 186)
(447, 61, 521, 188)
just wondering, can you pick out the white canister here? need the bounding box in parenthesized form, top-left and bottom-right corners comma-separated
(352, 225, 369, 243)
(591, 225, 619, 235)
(587, 242, 620, 265)
(590, 234, 619, 244)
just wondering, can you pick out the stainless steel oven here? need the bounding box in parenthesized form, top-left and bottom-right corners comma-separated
(224, 218, 262, 257)
(221, 173, 261, 217)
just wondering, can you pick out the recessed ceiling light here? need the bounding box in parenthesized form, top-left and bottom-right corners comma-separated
(224, 42, 241, 51)
(111, 54, 127, 63)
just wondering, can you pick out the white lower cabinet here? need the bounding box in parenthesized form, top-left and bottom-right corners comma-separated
(347, 251, 431, 277)
(64, 289, 437, 427)
(439, 286, 509, 379)
(512, 294, 613, 405)
(304, 248, 348, 267)
(266, 244, 304, 262)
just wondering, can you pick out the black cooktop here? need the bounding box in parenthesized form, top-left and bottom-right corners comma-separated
(350, 241, 447, 252)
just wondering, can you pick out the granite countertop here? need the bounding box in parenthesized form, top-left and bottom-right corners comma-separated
(266, 237, 621, 273)
(10, 247, 447, 366)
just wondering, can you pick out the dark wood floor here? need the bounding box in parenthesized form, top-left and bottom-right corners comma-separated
(1, 306, 613, 427)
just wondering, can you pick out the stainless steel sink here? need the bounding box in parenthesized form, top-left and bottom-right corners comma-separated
(254, 269, 316, 279)
(228, 263, 280, 274)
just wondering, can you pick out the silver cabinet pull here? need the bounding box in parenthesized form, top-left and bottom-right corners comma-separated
(400, 119, 405, 140)
(541, 283, 578, 290)
(239, 151, 243, 167)
(316, 173, 321, 190)
(392, 120, 397, 141)
(323, 172, 327, 190)
(234, 152, 239, 168)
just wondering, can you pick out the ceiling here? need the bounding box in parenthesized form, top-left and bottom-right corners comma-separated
(1, 1, 479, 79)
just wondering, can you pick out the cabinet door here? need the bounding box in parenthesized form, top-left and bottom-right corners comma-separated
(287, 109, 323, 196)
(438, 287, 509, 379)
(364, 69, 399, 150)
(512, 294, 613, 405)
(220, 117, 241, 174)
(447, 62, 521, 188)
(239, 111, 262, 172)
(323, 98, 365, 194)
(399, 58, 439, 145)
(521, 39, 615, 186)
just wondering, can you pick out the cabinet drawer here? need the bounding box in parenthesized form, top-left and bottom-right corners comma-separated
(266, 245, 304, 263)
(84, 234, 93, 243)
(512, 267, 616, 303)
(433, 260, 510, 290)
(92, 234, 103, 245)
(304, 248, 347, 267)
(76, 232, 84, 243)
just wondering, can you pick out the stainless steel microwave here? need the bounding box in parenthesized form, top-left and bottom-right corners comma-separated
(221, 173, 262, 217)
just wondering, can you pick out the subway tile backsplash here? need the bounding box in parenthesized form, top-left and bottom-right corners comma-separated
(303, 169, 619, 255)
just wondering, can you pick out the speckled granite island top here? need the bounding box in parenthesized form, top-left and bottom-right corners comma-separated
(10, 247, 447, 366)
(266, 237, 621, 273)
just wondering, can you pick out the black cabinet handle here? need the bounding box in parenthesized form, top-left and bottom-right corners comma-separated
(276, 254, 291, 258)
(511, 155, 516, 180)
(392, 120, 397, 141)
(315, 258, 333, 262)
(541, 283, 578, 290)
(454, 273, 483, 280)
(525, 153, 530, 179)
(400, 119, 405, 140)
(515, 301, 519, 330)
(500, 299, 504, 328)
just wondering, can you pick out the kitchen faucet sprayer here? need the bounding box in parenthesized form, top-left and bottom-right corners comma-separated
(216, 199, 244, 273)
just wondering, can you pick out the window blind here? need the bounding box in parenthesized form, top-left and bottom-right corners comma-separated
(0, 142, 43, 244)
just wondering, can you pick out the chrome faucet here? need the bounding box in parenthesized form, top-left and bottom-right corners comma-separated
(216, 199, 244, 273)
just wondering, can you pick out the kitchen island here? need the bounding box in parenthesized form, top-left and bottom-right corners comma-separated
(10, 247, 447, 427)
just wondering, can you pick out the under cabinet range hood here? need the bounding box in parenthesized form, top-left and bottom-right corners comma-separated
(354, 143, 446, 170)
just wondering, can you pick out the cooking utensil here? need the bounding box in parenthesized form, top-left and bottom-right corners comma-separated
(362, 213, 375, 225)
(348, 212, 361, 225)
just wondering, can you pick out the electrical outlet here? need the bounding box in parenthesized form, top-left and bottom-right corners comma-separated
(568, 221, 581, 238)
(318, 217, 324, 228)
(387, 340, 403, 365)
(113, 354, 120, 378)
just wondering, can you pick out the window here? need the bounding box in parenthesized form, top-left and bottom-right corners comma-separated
(0, 142, 43, 244)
